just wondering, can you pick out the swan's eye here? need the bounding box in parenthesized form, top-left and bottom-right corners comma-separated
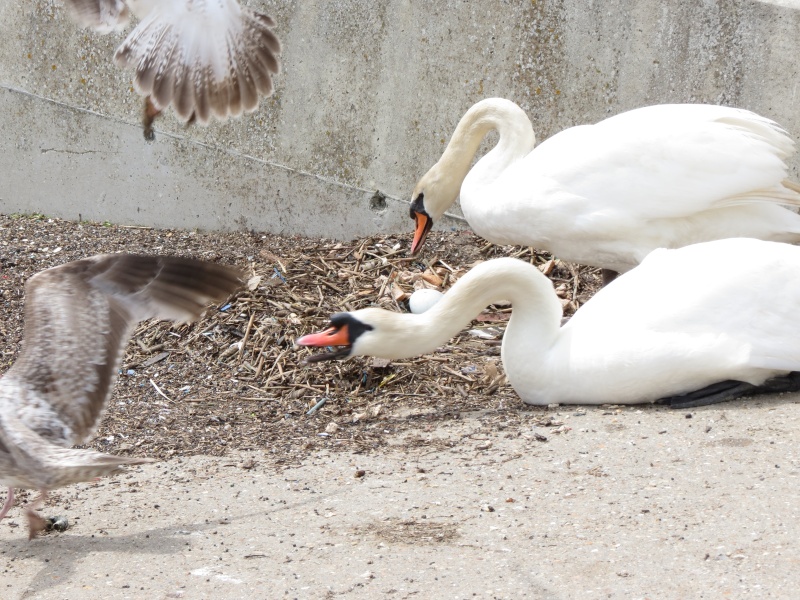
(410, 193, 425, 219)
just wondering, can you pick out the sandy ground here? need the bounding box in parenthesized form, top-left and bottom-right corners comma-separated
(2, 395, 799, 600)
(2, 216, 799, 598)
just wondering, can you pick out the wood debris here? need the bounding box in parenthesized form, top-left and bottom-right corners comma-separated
(0, 215, 601, 466)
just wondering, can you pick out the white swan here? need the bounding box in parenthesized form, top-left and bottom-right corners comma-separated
(0, 254, 242, 538)
(298, 238, 800, 407)
(409, 99, 800, 279)
(63, 0, 281, 138)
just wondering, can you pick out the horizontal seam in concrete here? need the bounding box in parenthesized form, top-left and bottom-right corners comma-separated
(0, 83, 468, 226)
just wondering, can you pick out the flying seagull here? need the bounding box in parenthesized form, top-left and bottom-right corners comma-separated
(0, 253, 243, 538)
(63, 0, 282, 139)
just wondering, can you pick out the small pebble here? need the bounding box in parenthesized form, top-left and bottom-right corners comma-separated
(45, 516, 69, 533)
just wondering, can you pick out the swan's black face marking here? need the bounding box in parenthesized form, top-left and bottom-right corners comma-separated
(298, 313, 373, 363)
(409, 193, 426, 220)
(410, 193, 433, 254)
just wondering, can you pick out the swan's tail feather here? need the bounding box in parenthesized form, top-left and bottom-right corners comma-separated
(722, 185, 800, 209)
(781, 179, 800, 196)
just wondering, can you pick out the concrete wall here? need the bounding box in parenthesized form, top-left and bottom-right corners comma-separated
(1, 0, 800, 239)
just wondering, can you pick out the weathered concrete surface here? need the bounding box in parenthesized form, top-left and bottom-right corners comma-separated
(0, 86, 409, 236)
(1, 0, 800, 236)
(2, 397, 800, 599)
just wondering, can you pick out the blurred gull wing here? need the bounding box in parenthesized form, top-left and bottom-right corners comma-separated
(114, 0, 282, 124)
(0, 253, 242, 536)
(63, 0, 131, 33)
(0, 410, 153, 491)
(1, 254, 244, 445)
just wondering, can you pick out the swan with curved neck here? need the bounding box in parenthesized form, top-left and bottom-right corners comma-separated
(299, 238, 800, 406)
(409, 99, 800, 277)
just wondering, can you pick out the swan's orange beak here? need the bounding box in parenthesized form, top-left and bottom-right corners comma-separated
(409, 194, 433, 255)
(296, 324, 353, 363)
(411, 212, 431, 255)
(297, 325, 350, 348)
(297, 313, 373, 363)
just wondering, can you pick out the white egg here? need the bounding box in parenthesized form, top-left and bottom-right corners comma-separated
(409, 288, 444, 314)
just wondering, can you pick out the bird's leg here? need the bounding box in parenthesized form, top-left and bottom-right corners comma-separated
(143, 96, 161, 141)
(0, 487, 14, 521)
(755, 371, 800, 394)
(25, 490, 48, 540)
(601, 269, 618, 286)
(662, 372, 800, 409)
(660, 380, 756, 409)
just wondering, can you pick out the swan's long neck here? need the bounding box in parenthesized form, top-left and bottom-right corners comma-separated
(420, 99, 536, 220)
(353, 259, 562, 361)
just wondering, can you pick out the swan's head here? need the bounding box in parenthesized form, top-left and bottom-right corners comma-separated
(409, 167, 461, 254)
(296, 313, 373, 362)
(297, 308, 427, 362)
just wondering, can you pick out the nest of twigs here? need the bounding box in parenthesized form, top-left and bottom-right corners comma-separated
(0, 214, 601, 467)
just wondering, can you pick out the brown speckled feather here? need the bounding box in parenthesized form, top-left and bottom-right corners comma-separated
(112, 1, 282, 124)
(0, 254, 243, 492)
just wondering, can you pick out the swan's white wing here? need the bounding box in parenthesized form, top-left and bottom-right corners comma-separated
(63, 0, 130, 33)
(528, 104, 800, 222)
(567, 239, 800, 374)
(600, 104, 795, 159)
(1, 254, 243, 444)
(114, 0, 281, 123)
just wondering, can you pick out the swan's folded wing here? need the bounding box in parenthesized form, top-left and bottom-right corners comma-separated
(114, 0, 281, 123)
(571, 240, 800, 374)
(528, 104, 800, 220)
(63, 0, 130, 33)
(2, 254, 243, 442)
